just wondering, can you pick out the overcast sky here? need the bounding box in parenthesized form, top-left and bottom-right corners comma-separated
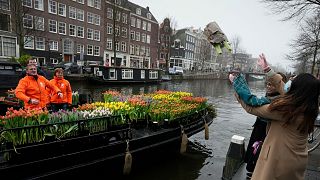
(130, 0, 298, 71)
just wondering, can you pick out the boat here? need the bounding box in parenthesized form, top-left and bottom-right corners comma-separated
(0, 107, 215, 179)
(0, 61, 22, 89)
(0, 90, 216, 179)
(85, 65, 162, 84)
(247, 74, 265, 81)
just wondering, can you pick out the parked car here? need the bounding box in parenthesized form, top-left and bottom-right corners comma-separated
(83, 61, 100, 74)
(54, 62, 80, 74)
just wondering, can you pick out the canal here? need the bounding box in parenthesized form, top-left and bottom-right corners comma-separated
(69, 79, 266, 180)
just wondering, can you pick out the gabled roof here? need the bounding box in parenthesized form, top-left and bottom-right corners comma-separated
(126, 1, 158, 23)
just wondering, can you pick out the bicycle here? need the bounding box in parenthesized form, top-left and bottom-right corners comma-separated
(308, 116, 320, 153)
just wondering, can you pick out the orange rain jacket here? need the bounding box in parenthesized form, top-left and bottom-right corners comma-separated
(15, 75, 61, 109)
(49, 77, 72, 104)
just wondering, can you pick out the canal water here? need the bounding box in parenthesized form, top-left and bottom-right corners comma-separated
(69, 79, 266, 180)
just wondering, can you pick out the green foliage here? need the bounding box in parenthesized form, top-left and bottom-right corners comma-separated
(17, 54, 32, 67)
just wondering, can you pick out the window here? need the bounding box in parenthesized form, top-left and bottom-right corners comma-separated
(94, 14, 100, 25)
(121, 27, 127, 38)
(24, 36, 34, 49)
(109, 68, 116, 79)
(147, 13, 152, 20)
(122, 13, 127, 24)
(58, 22, 66, 34)
(34, 0, 44, 10)
(131, 17, 135, 27)
(0, 0, 9, 10)
(34, 16, 44, 31)
(130, 30, 135, 40)
(135, 32, 140, 41)
(141, 70, 145, 79)
(88, 0, 101, 9)
(147, 23, 151, 32)
(0, 13, 10, 31)
(63, 39, 72, 54)
(94, 30, 100, 41)
(77, 9, 84, 21)
(116, 11, 121, 21)
(22, 0, 32, 7)
(87, 45, 93, 55)
(146, 35, 150, 44)
(107, 8, 113, 19)
(115, 41, 119, 51)
(94, 46, 100, 56)
(23, 14, 33, 28)
(129, 45, 134, 55)
(136, 19, 141, 29)
(141, 33, 146, 43)
(35, 37, 45, 50)
(50, 58, 59, 64)
(49, 40, 58, 51)
(87, 12, 94, 24)
(136, 8, 141, 15)
(87, 28, 93, 39)
(149, 71, 158, 79)
(146, 47, 150, 56)
(135, 45, 139, 56)
(77, 44, 84, 53)
(121, 42, 126, 52)
(69, 6, 76, 19)
(48, 19, 57, 33)
(77, 0, 84, 4)
(115, 0, 121, 5)
(142, 21, 147, 30)
(115, 26, 120, 36)
(69, 24, 76, 36)
(107, 23, 113, 34)
(77, 26, 84, 38)
(58, 3, 66, 16)
(106, 39, 112, 50)
(48, 0, 57, 14)
(140, 46, 145, 55)
(122, 69, 133, 79)
(2, 36, 16, 57)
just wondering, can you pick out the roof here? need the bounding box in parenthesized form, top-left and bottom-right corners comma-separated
(126, 1, 158, 23)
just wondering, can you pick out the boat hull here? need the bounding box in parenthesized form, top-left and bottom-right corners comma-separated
(0, 111, 213, 179)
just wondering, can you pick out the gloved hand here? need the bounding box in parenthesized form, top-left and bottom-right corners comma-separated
(57, 92, 63, 98)
(229, 73, 236, 84)
(257, 53, 270, 72)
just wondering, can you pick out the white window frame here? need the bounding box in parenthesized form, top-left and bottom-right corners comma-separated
(34, 0, 44, 11)
(77, 26, 84, 38)
(24, 36, 34, 49)
(147, 13, 152, 20)
(23, 14, 33, 29)
(22, 0, 32, 8)
(87, 45, 93, 55)
(58, 3, 66, 17)
(58, 22, 66, 35)
(122, 13, 127, 24)
(136, 8, 141, 15)
(131, 17, 136, 27)
(122, 69, 133, 79)
(147, 23, 151, 32)
(94, 46, 100, 56)
(48, 19, 57, 33)
(142, 21, 147, 30)
(109, 68, 116, 79)
(35, 37, 45, 50)
(94, 30, 100, 41)
(121, 42, 126, 52)
(136, 19, 141, 29)
(34, 16, 44, 31)
(77, 44, 84, 53)
(69, 6, 76, 19)
(49, 40, 58, 51)
(106, 39, 112, 50)
(87, 28, 93, 40)
(121, 27, 127, 38)
(149, 71, 158, 79)
(48, 0, 57, 14)
(77, 9, 84, 21)
(107, 23, 113, 34)
(69, 24, 76, 36)
(141, 70, 145, 79)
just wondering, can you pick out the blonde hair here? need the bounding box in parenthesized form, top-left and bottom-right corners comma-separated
(54, 68, 64, 76)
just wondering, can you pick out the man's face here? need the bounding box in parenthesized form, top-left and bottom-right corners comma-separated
(26, 65, 37, 76)
(28, 59, 37, 66)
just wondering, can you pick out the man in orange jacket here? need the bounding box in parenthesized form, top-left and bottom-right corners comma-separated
(15, 64, 62, 109)
(49, 68, 72, 112)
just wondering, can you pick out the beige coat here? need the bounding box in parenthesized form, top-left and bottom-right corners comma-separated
(237, 72, 308, 180)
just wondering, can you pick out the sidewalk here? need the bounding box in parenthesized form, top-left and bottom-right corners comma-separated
(232, 145, 320, 180)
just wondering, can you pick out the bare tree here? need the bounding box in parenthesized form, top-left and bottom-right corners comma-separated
(287, 13, 320, 74)
(262, 0, 320, 21)
(231, 36, 242, 69)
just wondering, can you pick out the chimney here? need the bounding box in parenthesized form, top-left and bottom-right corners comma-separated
(146, 6, 149, 11)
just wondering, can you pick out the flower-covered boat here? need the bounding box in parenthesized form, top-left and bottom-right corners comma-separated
(0, 90, 216, 179)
